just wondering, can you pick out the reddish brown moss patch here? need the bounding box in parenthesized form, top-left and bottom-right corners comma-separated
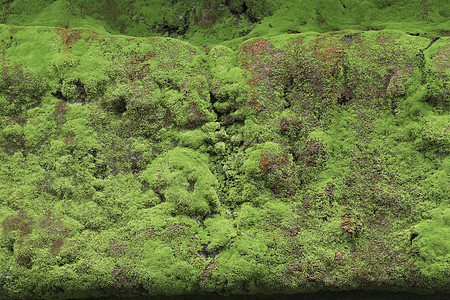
(50, 239, 64, 255)
(2, 210, 33, 237)
(113, 265, 138, 289)
(108, 240, 131, 257)
(9, 27, 24, 35)
(54, 100, 68, 124)
(57, 28, 82, 47)
(433, 45, 450, 72)
(340, 213, 363, 238)
(239, 39, 274, 86)
(202, 261, 218, 283)
(126, 50, 157, 80)
(312, 36, 345, 76)
(63, 131, 77, 146)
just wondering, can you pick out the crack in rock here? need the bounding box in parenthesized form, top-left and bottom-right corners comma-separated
(416, 37, 440, 74)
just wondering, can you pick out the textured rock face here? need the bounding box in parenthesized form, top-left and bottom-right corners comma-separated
(0, 1, 449, 299)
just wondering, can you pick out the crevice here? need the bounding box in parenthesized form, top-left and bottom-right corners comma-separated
(210, 91, 226, 122)
(52, 90, 68, 102)
(188, 180, 195, 192)
(200, 213, 215, 229)
(198, 242, 211, 258)
(210, 91, 218, 106)
(416, 36, 440, 74)
(284, 30, 301, 34)
(228, 240, 234, 249)
(198, 243, 224, 259)
(74, 80, 87, 104)
(226, 0, 244, 15)
(283, 75, 294, 109)
(112, 96, 127, 114)
(155, 76, 180, 91)
(338, 83, 352, 105)
(190, 213, 216, 230)
(140, 181, 150, 193)
(366, 27, 384, 31)
(342, 32, 360, 43)
(338, 92, 351, 105)
(337, 96, 348, 105)
(52, 80, 86, 104)
(422, 36, 440, 51)
(242, 2, 249, 18)
(153, 188, 166, 202)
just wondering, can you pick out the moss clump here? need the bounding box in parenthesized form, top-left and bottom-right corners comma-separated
(141, 147, 220, 217)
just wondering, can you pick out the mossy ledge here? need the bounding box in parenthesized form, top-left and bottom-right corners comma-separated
(0, 1, 449, 299)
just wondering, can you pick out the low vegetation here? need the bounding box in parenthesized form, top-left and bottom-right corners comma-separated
(0, 0, 448, 298)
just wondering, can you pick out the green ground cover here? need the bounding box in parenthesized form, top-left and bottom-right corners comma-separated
(0, 0, 449, 298)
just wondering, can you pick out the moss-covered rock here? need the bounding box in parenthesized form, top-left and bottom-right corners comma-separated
(0, 2, 449, 298)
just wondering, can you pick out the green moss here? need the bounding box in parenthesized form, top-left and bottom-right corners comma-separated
(0, 3, 449, 297)
(199, 215, 237, 252)
(413, 205, 450, 288)
(141, 147, 219, 217)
